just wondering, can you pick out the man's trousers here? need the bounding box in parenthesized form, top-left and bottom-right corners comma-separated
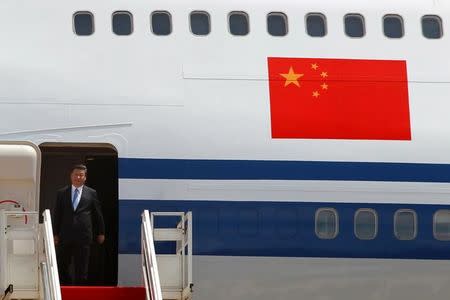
(57, 242, 90, 285)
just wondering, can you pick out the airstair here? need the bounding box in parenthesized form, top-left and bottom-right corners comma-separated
(0, 141, 193, 300)
(0, 142, 61, 300)
(141, 210, 193, 300)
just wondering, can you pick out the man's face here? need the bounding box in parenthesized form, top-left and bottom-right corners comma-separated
(71, 169, 86, 187)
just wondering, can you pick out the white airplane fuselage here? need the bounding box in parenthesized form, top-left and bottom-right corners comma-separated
(2, 0, 450, 298)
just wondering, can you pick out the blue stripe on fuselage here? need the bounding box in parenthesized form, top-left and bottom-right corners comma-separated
(119, 200, 450, 259)
(119, 158, 450, 182)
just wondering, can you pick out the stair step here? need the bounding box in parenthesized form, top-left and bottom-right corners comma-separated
(61, 286, 146, 300)
(154, 228, 185, 241)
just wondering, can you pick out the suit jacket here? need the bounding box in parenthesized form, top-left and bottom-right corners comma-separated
(53, 185, 105, 245)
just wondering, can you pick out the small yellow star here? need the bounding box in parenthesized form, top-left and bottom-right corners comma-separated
(312, 91, 320, 98)
(280, 67, 304, 87)
(311, 63, 319, 70)
(321, 83, 328, 90)
(320, 71, 328, 78)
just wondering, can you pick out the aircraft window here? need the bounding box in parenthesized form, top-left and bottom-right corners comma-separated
(345, 14, 365, 38)
(394, 209, 417, 240)
(383, 15, 404, 38)
(354, 209, 377, 240)
(112, 11, 133, 35)
(73, 12, 94, 36)
(190, 11, 210, 35)
(422, 15, 443, 39)
(315, 208, 338, 239)
(434, 210, 450, 240)
(267, 12, 288, 36)
(229, 12, 249, 36)
(151, 12, 172, 36)
(306, 13, 326, 37)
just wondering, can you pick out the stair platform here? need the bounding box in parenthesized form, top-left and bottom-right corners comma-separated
(61, 286, 146, 300)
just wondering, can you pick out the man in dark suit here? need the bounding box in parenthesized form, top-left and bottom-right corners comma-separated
(53, 164, 105, 285)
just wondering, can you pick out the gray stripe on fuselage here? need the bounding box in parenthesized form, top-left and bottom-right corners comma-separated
(118, 254, 450, 300)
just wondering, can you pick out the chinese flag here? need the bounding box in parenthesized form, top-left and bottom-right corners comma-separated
(268, 57, 411, 140)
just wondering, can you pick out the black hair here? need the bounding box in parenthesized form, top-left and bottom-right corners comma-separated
(71, 164, 88, 173)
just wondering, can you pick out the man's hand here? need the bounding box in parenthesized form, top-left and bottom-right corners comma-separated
(97, 234, 105, 244)
(54, 235, 60, 246)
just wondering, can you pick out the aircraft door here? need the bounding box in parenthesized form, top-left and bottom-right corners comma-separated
(0, 142, 41, 299)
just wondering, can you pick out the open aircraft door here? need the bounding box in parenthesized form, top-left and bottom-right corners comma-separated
(0, 141, 41, 299)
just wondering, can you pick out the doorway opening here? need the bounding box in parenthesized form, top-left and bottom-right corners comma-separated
(39, 143, 118, 286)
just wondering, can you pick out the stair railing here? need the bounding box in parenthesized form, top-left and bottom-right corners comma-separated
(42, 209, 61, 300)
(141, 210, 163, 300)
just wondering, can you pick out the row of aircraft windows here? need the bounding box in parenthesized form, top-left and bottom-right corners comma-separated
(316, 208, 450, 241)
(73, 11, 443, 39)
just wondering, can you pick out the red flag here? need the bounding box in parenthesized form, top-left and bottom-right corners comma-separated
(268, 57, 411, 140)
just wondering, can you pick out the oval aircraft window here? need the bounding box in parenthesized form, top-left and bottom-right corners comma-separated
(306, 13, 326, 37)
(345, 14, 365, 38)
(229, 12, 249, 36)
(112, 11, 133, 35)
(73, 12, 94, 36)
(267, 12, 288, 36)
(394, 209, 417, 240)
(151, 11, 172, 35)
(422, 15, 443, 39)
(383, 15, 404, 38)
(434, 210, 450, 240)
(190, 11, 210, 36)
(354, 209, 377, 240)
(315, 208, 338, 239)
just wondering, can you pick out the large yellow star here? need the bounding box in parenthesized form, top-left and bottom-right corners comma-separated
(280, 67, 304, 87)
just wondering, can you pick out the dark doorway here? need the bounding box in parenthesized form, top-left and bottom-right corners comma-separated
(39, 143, 118, 286)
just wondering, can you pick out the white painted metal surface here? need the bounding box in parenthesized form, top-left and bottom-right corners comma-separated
(119, 179, 450, 205)
(40, 262, 51, 300)
(0, 211, 39, 299)
(0, 142, 41, 299)
(121, 254, 450, 300)
(2, 0, 450, 299)
(149, 212, 193, 300)
(0, 142, 40, 211)
(0, 0, 447, 164)
(142, 210, 163, 300)
(41, 209, 61, 300)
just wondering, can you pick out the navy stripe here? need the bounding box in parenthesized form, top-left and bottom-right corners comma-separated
(119, 200, 450, 259)
(119, 158, 450, 182)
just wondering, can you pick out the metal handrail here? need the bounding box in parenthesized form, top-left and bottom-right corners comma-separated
(40, 262, 51, 300)
(42, 209, 61, 300)
(142, 210, 163, 300)
(185, 212, 193, 294)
